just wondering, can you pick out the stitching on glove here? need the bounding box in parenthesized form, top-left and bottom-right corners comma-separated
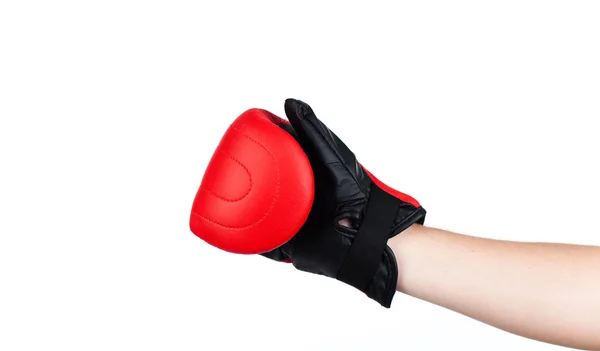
(200, 149, 253, 202)
(192, 127, 281, 229)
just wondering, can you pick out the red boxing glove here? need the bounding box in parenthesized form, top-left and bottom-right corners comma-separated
(189, 108, 314, 254)
(190, 99, 426, 307)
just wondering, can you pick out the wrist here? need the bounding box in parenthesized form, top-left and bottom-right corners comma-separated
(387, 223, 424, 293)
(388, 223, 423, 251)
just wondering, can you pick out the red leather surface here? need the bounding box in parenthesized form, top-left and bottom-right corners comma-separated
(190, 109, 314, 254)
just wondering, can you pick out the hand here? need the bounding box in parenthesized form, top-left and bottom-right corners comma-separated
(263, 99, 426, 307)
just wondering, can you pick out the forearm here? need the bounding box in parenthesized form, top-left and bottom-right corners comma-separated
(389, 224, 600, 351)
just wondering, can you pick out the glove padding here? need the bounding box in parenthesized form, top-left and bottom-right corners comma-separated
(263, 99, 426, 307)
(189, 108, 314, 255)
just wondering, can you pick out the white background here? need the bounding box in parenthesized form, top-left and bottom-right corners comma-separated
(1, 1, 599, 350)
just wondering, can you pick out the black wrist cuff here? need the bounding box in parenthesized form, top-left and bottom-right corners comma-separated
(336, 184, 426, 307)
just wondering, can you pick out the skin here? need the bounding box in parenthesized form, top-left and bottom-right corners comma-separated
(386, 224, 600, 350)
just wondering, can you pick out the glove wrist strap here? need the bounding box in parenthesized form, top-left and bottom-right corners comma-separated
(336, 185, 399, 292)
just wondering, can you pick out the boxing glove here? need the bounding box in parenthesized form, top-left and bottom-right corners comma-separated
(190, 99, 426, 307)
